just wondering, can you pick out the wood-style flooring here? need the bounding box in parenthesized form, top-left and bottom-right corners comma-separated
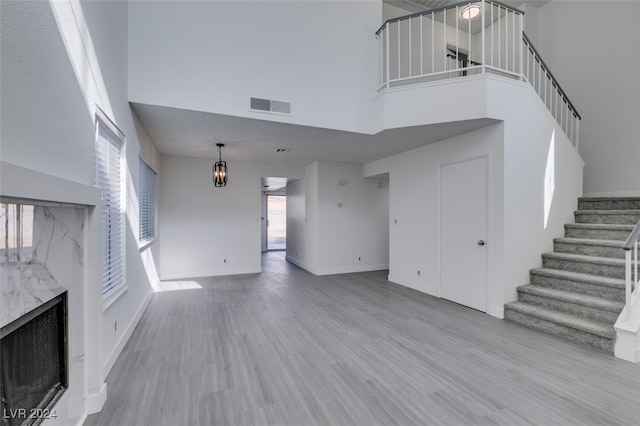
(85, 252, 640, 426)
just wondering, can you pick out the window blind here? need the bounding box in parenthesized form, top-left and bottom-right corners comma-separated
(139, 158, 156, 242)
(95, 117, 124, 299)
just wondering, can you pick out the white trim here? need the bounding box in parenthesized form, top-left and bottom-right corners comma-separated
(160, 267, 262, 281)
(84, 382, 108, 415)
(0, 161, 100, 206)
(102, 285, 128, 312)
(103, 290, 153, 376)
(138, 237, 156, 252)
(286, 256, 388, 276)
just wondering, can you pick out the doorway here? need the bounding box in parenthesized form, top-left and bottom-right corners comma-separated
(439, 157, 487, 312)
(266, 195, 287, 251)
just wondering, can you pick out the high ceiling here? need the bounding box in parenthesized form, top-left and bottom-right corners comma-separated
(131, 103, 497, 167)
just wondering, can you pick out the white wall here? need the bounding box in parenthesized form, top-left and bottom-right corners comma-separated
(315, 162, 389, 274)
(365, 124, 505, 317)
(159, 156, 303, 279)
(537, 1, 640, 196)
(1, 0, 160, 421)
(286, 180, 306, 264)
(365, 77, 584, 318)
(286, 162, 389, 275)
(128, 0, 381, 134)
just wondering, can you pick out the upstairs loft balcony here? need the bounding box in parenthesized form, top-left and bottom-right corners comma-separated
(376, 0, 581, 147)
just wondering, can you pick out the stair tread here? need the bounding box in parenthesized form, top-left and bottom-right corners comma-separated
(530, 268, 625, 288)
(504, 302, 616, 338)
(541, 251, 626, 265)
(566, 223, 635, 230)
(517, 285, 624, 312)
(579, 197, 640, 202)
(575, 209, 640, 214)
(554, 237, 627, 247)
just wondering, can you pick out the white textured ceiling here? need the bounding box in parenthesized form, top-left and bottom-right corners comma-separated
(131, 103, 498, 166)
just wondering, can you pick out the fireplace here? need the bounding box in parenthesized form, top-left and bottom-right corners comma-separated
(1, 293, 67, 426)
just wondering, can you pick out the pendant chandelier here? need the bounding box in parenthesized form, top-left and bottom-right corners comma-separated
(213, 143, 228, 187)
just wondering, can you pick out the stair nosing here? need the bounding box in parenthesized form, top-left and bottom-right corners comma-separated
(565, 223, 635, 230)
(553, 237, 629, 247)
(517, 284, 624, 312)
(575, 209, 640, 215)
(530, 267, 625, 288)
(541, 252, 626, 266)
(504, 302, 616, 338)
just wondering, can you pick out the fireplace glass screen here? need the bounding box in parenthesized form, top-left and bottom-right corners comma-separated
(1, 294, 67, 426)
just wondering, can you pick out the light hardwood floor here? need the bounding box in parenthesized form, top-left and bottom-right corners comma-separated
(86, 252, 640, 426)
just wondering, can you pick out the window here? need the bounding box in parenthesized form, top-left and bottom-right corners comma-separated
(95, 112, 125, 299)
(139, 158, 157, 243)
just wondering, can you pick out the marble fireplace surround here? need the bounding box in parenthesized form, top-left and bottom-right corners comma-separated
(1, 161, 105, 424)
(1, 203, 84, 328)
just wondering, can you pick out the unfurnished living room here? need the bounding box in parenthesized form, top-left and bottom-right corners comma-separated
(1, 0, 639, 425)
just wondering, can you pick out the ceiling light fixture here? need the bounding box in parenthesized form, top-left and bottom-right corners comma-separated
(213, 143, 227, 187)
(460, 3, 481, 19)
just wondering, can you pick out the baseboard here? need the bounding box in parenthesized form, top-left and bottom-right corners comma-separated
(583, 190, 640, 198)
(314, 264, 390, 276)
(160, 267, 262, 281)
(84, 382, 107, 415)
(75, 413, 88, 426)
(285, 256, 317, 274)
(285, 257, 388, 276)
(103, 290, 153, 376)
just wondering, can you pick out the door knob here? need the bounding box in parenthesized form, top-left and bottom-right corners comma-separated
(477, 240, 486, 246)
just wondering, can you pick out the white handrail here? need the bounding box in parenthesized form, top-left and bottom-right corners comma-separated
(376, 0, 580, 147)
(623, 220, 640, 322)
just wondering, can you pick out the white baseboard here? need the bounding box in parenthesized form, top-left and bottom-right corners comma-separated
(285, 256, 388, 276)
(583, 190, 640, 198)
(84, 382, 107, 415)
(160, 267, 262, 281)
(314, 264, 390, 276)
(285, 256, 317, 274)
(103, 290, 153, 376)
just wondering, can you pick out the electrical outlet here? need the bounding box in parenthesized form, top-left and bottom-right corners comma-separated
(224, 258, 227, 263)
(417, 270, 421, 276)
(358, 257, 361, 261)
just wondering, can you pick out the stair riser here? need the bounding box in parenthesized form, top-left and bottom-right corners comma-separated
(530, 273, 625, 302)
(554, 241, 626, 259)
(578, 199, 640, 211)
(542, 258, 625, 280)
(517, 292, 620, 324)
(504, 309, 614, 353)
(564, 227, 631, 240)
(575, 212, 640, 225)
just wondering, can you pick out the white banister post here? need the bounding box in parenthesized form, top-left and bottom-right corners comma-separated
(626, 249, 632, 322)
(385, 24, 390, 89)
(481, 0, 486, 74)
(575, 117, 580, 150)
(519, 13, 524, 80)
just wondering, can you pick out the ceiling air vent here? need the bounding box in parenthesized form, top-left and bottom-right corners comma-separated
(250, 97, 291, 115)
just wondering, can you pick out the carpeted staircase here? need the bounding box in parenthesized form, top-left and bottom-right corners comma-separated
(504, 197, 640, 354)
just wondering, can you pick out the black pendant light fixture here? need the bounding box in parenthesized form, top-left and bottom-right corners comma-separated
(213, 143, 228, 187)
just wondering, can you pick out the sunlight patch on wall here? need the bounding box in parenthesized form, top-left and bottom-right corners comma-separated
(49, 0, 114, 120)
(544, 130, 555, 229)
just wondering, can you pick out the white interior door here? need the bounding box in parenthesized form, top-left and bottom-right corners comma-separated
(440, 157, 487, 312)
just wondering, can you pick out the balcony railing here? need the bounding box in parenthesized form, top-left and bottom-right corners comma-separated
(376, 0, 581, 147)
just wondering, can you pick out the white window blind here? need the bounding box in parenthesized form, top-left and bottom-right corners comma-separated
(139, 158, 156, 243)
(95, 115, 124, 299)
